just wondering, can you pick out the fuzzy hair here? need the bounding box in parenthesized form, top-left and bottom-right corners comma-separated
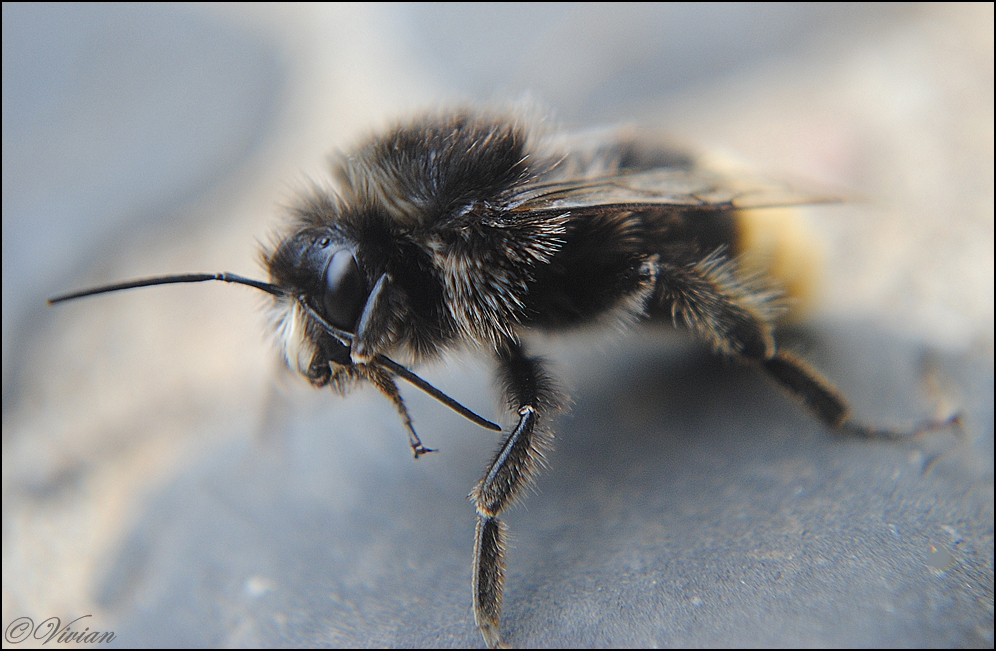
(658, 247, 785, 359)
(266, 295, 318, 379)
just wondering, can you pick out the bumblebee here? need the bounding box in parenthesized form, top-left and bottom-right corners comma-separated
(50, 109, 954, 648)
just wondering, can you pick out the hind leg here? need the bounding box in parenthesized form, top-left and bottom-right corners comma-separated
(655, 253, 956, 436)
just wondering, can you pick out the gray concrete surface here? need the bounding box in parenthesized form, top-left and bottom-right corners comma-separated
(4, 4, 992, 648)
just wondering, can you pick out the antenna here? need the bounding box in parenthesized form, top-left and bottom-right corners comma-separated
(48, 273, 501, 432)
(47, 272, 286, 303)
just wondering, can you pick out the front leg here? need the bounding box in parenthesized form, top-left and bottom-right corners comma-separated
(471, 339, 561, 648)
(364, 365, 435, 458)
(351, 272, 394, 363)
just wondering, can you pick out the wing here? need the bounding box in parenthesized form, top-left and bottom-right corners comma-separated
(506, 167, 841, 215)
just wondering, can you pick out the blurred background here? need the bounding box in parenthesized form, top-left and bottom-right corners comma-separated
(3, 4, 992, 647)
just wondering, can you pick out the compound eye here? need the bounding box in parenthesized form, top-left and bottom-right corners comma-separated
(323, 249, 366, 331)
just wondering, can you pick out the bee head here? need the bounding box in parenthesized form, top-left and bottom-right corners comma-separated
(268, 226, 368, 334)
(264, 226, 372, 379)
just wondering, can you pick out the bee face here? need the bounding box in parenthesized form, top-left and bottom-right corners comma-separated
(268, 226, 368, 333)
(266, 225, 378, 381)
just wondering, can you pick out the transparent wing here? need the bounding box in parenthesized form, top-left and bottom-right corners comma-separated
(506, 167, 840, 214)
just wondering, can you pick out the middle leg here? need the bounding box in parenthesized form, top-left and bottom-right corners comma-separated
(470, 338, 562, 648)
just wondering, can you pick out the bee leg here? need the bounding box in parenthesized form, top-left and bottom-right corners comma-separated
(656, 255, 779, 362)
(657, 258, 958, 439)
(760, 350, 849, 425)
(365, 365, 435, 458)
(470, 339, 559, 648)
(351, 273, 394, 362)
(762, 350, 962, 439)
